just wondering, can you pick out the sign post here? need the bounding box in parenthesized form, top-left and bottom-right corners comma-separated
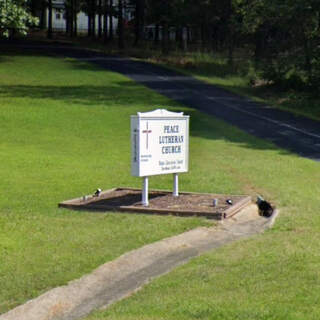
(142, 176, 149, 206)
(173, 173, 179, 197)
(131, 109, 189, 205)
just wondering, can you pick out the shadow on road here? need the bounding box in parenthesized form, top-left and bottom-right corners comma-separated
(1, 41, 319, 160)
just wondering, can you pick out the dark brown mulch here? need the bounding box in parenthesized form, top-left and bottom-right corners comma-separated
(59, 188, 252, 220)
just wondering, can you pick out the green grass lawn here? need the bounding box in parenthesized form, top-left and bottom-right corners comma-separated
(84, 120, 320, 318)
(63, 54, 320, 319)
(2, 49, 320, 320)
(0, 53, 212, 314)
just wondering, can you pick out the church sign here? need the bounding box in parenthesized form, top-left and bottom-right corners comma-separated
(131, 109, 189, 177)
(131, 109, 189, 205)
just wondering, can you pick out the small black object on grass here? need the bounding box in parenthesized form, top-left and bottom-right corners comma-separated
(257, 195, 274, 217)
(94, 188, 102, 197)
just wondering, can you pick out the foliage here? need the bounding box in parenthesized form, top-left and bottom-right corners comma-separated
(143, 0, 320, 94)
(0, 0, 38, 37)
(236, 0, 320, 90)
(21, 0, 318, 95)
(147, 49, 320, 119)
(20, 0, 320, 94)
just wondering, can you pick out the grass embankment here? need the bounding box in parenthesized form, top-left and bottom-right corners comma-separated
(85, 116, 320, 317)
(64, 53, 320, 318)
(85, 133, 320, 319)
(0, 53, 211, 314)
(2, 48, 320, 319)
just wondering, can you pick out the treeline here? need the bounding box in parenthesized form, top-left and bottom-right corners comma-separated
(3, 0, 320, 92)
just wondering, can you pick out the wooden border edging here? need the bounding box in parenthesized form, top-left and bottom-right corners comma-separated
(59, 187, 252, 220)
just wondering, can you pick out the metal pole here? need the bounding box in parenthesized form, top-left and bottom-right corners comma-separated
(142, 176, 149, 206)
(173, 173, 179, 197)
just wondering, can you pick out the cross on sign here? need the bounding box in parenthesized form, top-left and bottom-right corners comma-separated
(142, 122, 152, 149)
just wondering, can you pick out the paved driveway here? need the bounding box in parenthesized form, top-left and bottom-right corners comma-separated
(8, 41, 320, 161)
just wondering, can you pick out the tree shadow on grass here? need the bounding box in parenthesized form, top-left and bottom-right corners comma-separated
(0, 80, 309, 159)
(1, 45, 318, 160)
(0, 83, 282, 157)
(0, 83, 158, 108)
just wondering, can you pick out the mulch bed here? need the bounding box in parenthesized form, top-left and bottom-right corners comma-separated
(59, 188, 252, 220)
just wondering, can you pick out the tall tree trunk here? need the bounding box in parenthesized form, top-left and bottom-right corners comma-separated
(88, 12, 92, 36)
(40, 1, 47, 29)
(104, 14, 108, 42)
(134, 0, 140, 46)
(98, 0, 102, 38)
(91, 0, 96, 38)
(30, 0, 37, 18)
(104, 0, 109, 42)
(134, 0, 144, 46)
(187, 26, 191, 42)
(109, 0, 113, 40)
(74, 3, 78, 37)
(303, 35, 312, 79)
(254, 26, 266, 64)
(47, 0, 53, 39)
(200, 22, 207, 51)
(65, 7, 70, 34)
(176, 26, 183, 49)
(227, 31, 234, 67)
(162, 21, 169, 54)
(70, 0, 74, 37)
(182, 27, 188, 51)
(154, 23, 159, 45)
(92, 14, 96, 38)
(70, 14, 74, 37)
(118, 0, 124, 49)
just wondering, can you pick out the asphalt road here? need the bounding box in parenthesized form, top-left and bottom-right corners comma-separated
(7, 41, 320, 161)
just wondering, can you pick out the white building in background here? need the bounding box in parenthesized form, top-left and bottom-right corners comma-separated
(48, 0, 134, 33)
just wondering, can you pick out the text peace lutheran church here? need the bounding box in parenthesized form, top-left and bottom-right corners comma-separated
(131, 109, 189, 177)
(159, 125, 184, 154)
(131, 109, 189, 205)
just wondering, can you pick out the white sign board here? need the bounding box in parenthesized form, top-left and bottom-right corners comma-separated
(131, 109, 189, 177)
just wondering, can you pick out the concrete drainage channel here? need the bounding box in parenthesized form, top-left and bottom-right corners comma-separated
(0, 205, 278, 320)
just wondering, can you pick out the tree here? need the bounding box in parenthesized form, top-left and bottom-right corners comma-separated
(237, 0, 320, 89)
(118, 0, 124, 49)
(103, 0, 109, 42)
(29, 0, 46, 29)
(133, 0, 145, 46)
(145, 0, 173, 53)
(109, 0, 114, 40)
(65, 0, 80, 36)
(82, 0, 96, 37)
(47, 0, 52, 38)
(98, 0, 103, 38)
(0, 0, 38, 38)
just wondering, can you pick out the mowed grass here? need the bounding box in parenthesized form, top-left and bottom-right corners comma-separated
(79, 63, 320, 317)
(85, 134, 320, 319)
(2, 51, 320, 320)
(0, 53, 213, 314)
